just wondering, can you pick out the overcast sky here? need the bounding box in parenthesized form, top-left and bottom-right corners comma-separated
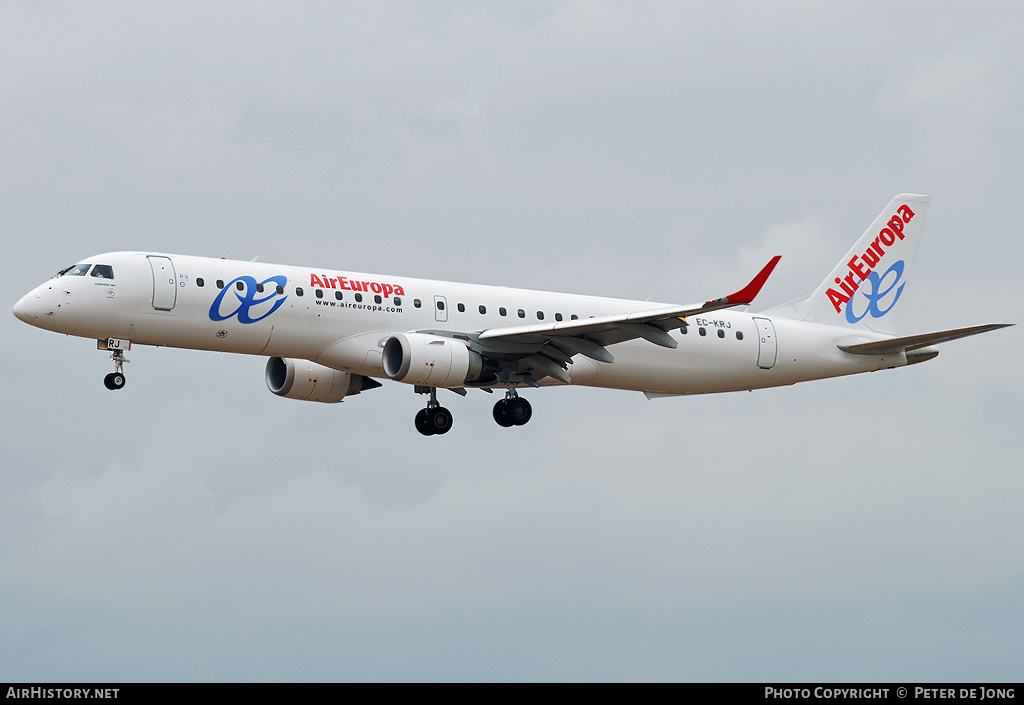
(1, 1, 1021, 682)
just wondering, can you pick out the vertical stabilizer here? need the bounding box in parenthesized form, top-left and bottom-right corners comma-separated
(788, 194, 930, 335)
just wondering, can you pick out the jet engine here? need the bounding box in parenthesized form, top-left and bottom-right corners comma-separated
(265, 357, 379, 403)
(382, 333, 494, 387)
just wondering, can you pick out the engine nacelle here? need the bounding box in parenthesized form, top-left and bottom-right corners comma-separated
(266, 357, 377, 403)
(382, 333, 487, 387)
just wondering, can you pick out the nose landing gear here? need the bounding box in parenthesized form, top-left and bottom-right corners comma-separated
(103, 346, 129, 390)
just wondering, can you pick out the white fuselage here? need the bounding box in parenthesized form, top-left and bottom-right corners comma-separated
(14, 251, 905, 396)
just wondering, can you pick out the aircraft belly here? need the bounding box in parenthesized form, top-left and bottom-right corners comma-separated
(124, 313, 316, 360)
(315, 331, 399, 372)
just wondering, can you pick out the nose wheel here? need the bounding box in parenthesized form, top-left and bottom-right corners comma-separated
(415, 387, 453, 436)
(493, 390, 532, 427)
(104, 372, 126, 390)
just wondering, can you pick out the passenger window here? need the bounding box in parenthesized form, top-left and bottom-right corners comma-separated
(217, 280, 225, 289)
(257, 283, 264, 293)
(236, 281, 245, 291)
(479, 305, 486, 314)
(355, 293, 362, 302)
(517, 309, 525, 318)
(699, 327, 706, 336)
(736, 331, 744, 341)
(680, 326, 688, 334)
(717, 329, 725, 338)
(555, 313, 562, 322)
(276, 285, 284, 295)
(196, 278, 205, 287)
(457, 303, 465, 312)
(437, 300, 445, 311)
(570, 314, 578, 320)
(537, 311, 544, 320)
(414, 299, 422, 308)
(499, 307, 507, 316)
(91, 265, 114, 279)
(316, 289, 323, 299)
(335, 291, 343, 301)
(394, 297, 401, 306)
(374, 295, 382, 304)
(296, 287, 304, 296)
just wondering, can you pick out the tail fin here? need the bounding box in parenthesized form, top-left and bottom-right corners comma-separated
(786, 194, 930, 335)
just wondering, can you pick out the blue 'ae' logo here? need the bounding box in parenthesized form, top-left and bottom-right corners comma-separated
(210, 275, 288, 324)
(845, 260, 905, 324)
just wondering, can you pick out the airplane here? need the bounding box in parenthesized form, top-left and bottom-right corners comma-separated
(13, 194, 1010, 436)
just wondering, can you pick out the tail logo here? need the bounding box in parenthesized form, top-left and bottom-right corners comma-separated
(844, 260, 905, 323)
(826, 204, 915, 317)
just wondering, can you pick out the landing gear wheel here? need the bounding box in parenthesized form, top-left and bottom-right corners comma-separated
(104, 372, 126, 390)
(416, 406, 453, 436)
(493, 400, 514, 427)
(428, 406, 453, 435)
(506, 397, 532, 426)
(415, 408, 435, 436)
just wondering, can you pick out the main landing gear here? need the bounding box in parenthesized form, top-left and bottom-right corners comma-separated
(493, 389, 532, 428)
(415, 387, 453, 436)
(103, 347, 129, 390)
(413, 386, 533, 436)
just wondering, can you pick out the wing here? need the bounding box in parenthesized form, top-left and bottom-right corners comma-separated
(478, 256, 780, 356)
(426, 256, 780, 384)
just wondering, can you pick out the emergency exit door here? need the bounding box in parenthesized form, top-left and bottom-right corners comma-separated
(753, 317, 777, 369)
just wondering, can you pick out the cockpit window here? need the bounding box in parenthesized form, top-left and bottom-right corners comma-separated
(61, 264, 91, 277)
(91, 264, 114, 279)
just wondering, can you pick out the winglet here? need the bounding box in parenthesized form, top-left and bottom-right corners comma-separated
(705, 256, 781, 308)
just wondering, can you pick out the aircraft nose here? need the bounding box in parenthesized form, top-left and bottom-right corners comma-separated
(13, 290, 44, 323)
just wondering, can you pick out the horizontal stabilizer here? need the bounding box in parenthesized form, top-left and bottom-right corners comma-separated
(838, 324, 1012, 355)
